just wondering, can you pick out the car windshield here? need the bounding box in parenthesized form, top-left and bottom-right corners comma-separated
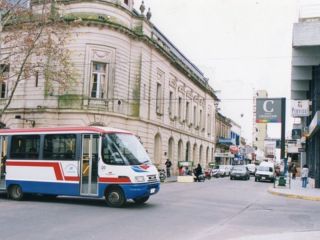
(232, 166, 245, 171)
(258, 166, 271, 171)
(102, 133, 150, 165)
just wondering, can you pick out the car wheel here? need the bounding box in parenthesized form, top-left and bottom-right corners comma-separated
(133, 196, 149, 205)
(105, 187, 126, 208)
(8, 185, 24, 201)
(255, 177, 258, 182)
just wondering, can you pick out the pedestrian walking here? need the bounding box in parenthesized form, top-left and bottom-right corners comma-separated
(165, 159, 172, 177)
(292, 164, 297, 179)
(301, 164, 309, 188)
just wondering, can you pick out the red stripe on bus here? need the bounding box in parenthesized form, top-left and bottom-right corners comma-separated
(6, 161, 64, 181)
(99, 177, 131, 183)
(64, 176, 80, 181)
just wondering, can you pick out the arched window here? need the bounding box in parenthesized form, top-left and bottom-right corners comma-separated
(178, 139, 183, 162)
(154, 133, 162, 166)
(211, 148, 214, 162)
(186, 141, 191, 161)
(206, 147, 210, 165)
(193, 143, 198, 164)
(199, 145, 203, 166)
(168, 137, 174, 162)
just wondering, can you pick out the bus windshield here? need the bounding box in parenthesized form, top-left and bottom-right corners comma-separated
(102, 133, 150, 165)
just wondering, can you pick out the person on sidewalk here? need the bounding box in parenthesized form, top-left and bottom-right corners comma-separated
(301, 164, 309, 188)
(194, 164, 202, 182)
(292, 164, 297, 179)
(165, 159, 172, 177)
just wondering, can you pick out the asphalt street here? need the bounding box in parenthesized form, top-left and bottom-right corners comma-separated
(0, 177, 319, 240)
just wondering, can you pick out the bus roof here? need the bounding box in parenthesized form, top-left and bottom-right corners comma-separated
(0, 126, 132, 135)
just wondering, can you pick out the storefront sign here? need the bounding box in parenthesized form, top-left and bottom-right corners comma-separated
(214, 153, 235, 158)
(256, 98, 283, 123)
(218, 138, 235, 145)
(291, 100, 310, 117)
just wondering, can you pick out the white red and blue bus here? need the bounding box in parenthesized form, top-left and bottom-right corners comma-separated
(0, 126, 160, 207)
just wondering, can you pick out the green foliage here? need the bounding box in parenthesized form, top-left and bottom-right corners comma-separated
(58, 94, 83, 108)
(133, 24, 143, 35)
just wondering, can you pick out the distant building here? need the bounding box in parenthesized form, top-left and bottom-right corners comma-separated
(214, 114, 242, 165)
(252, 90, 268, 152)
(214, 112, 233, 165)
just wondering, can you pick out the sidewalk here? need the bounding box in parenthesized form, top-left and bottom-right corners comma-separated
(164, 176, 177, 183)
(268, 177, 320, 201)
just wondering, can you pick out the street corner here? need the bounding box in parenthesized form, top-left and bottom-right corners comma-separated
(267, 187, 320, 202)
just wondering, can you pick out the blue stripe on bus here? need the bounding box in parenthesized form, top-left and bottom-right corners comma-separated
(6, 180, 80, 196)
(6, 180, 160, 200)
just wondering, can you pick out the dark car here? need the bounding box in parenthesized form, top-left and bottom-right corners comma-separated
(230, 165, 250, 180)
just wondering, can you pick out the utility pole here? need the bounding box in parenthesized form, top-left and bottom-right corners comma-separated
(280, 98, 286, 160)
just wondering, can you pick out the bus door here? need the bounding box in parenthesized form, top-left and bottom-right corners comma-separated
(80, 134, 99, 196)
(0, 136, 7, 190)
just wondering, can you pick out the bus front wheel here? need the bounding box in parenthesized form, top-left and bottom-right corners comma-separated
(133, 196, 149, 205)
(8, 185, 24, 201)
(105, 187, 126, 208)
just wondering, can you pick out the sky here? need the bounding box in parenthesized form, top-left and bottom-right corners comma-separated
(133, 0, 305, 144)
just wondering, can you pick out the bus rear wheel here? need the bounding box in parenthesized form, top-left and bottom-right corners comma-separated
(133, 196, 149, 205)
(105, 187, 126, 208)
(8, 185, 24, 201)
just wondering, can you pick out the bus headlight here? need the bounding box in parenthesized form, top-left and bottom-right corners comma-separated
(135, 176, 145, 182)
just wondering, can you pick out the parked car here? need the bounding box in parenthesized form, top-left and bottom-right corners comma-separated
(212, 166, 221, 178)
(255, 161, 275, 182)
(247, 164, 256, 175)
(230, 165, 250, 180)
(218, 165, 231, 177)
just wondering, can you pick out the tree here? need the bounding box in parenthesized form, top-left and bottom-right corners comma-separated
(0, 0, 77, 124)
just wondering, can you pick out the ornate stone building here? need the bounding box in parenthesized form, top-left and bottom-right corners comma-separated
(1, 0, 218, 174)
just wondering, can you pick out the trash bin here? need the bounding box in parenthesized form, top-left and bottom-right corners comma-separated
(278, 176, 286, 186)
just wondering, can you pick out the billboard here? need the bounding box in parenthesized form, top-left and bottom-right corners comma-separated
(256, 98, 283, 123)
(291, 100, 310, 117)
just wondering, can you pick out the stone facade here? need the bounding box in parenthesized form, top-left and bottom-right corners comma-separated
(0, 0, 218, 175)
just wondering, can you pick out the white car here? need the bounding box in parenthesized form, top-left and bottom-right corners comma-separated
(255, 161, 275, 182)
(247, 164, 256, 175)
(218, 165, 231, 177)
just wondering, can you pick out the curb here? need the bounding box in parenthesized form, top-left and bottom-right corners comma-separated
(268, 188, 320, 201)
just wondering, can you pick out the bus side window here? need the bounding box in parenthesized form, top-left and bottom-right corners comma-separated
(10, 135, 40, 160)
(44, 134, 76, 160)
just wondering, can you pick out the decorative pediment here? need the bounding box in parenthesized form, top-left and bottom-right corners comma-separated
(193, 95, 199, 103)
(178, 85, 185, 94)
(199, 98, 204, 106)
(186, 90, 192, 99)
(169, 78, 177, 88)
(92, 50, 112, 62)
